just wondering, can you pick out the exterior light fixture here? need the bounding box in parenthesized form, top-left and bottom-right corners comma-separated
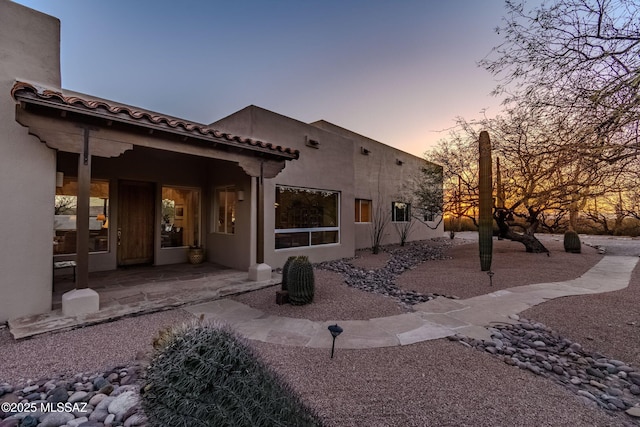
(487, 271, 494, 286)
(328, 324, 343, 359)
(56, 171, 64, 187)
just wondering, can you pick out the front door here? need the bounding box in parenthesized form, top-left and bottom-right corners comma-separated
(118, 180, 155, 266)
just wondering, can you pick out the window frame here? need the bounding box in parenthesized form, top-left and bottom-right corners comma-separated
(391, 201, 411, 223)
(214, 185, 237, 235)
(354, 198, 372, 223)
(275, 185, 340, 250)
(54, 178, 110, 255)
(160, 185, 201, 248)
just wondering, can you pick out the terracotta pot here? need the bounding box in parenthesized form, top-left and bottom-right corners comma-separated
(188, 247, 204, 264)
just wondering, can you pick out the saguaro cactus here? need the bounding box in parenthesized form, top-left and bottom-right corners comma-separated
(478, 131, 493, 272)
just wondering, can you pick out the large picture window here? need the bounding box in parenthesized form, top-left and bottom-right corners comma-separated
(161, 186, 200, 248)
(275, 186, 339, 249)
(54, 178, 109, 254)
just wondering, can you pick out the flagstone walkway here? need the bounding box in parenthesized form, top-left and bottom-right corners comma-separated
(185, 256, 639, 349)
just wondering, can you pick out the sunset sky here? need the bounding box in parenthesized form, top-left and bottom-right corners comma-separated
(13, 0, 508, 157)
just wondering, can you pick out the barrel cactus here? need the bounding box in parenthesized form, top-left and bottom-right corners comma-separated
(288, 256, 315, 305)
(281, 255, 296, 291)
(478, 130, 493, 272)
(564, 230, 581, 253)
(142, 320, 322, 427)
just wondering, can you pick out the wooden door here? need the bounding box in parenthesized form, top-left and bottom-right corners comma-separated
(118, 180, 155, 266)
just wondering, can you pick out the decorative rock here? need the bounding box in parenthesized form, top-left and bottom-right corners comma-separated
(630, 385, 640, 395)
(107, 390, 138, 420)
(68, 391, 89, 404)
(626, 407, 640, 418)
(67, 417, 88, 427)
(38, 412, 75, 427)
(570, 377, 582, 385)
(586, 367, 605, 379)
(92, 377, 108, 390)
(48, 385, 69, 403)
(19, 416, 37, 427)
(104, 413, 115, 426)
(89, 393, 108, 407)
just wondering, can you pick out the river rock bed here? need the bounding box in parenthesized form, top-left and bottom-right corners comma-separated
(315, 240, 457, 307)
(0, 364, 146, 427)
(448, 316, 640, 423)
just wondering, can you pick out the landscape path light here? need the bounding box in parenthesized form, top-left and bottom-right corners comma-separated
(327, 324, 343, 359)
(487, 270, 495, 287)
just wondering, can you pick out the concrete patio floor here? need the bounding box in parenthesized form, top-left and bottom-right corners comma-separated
(9, 263, 280, 339)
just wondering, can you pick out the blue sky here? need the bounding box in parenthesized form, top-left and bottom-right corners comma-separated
(13, 0, 507, 156)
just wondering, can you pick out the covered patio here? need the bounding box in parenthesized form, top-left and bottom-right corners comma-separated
(10, 263, 280, 339)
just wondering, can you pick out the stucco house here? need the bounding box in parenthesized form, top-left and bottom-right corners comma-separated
(0, 0, 442, 322)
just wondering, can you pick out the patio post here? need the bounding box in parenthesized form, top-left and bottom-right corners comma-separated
(61, 126, 99, 316)
(75, 126, 91, 289)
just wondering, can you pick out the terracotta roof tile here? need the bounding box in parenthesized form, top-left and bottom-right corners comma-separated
(11, 81, 299, 159)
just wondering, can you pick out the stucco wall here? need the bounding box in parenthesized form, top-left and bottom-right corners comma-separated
(213, 107, 356, 269)
(207, 162, 253, 271)
(214, 108, 444, 269)
(0, 1, 61, 322)
(311, 121, 444, 248)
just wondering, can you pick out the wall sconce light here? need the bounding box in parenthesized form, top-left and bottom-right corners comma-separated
(237, 190, 245, 201)
(361, 147, 370, 155)
(328, 324, 343, 359)
(305, 136, 320, 149)
(56, 171, 64, 188)
(396, 159, 404, 166)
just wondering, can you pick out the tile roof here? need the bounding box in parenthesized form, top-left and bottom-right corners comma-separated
(11, 81, 299, 159)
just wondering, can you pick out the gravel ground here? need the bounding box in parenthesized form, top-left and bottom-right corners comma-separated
(232, 269, 409, 321)
(396, 238, 603, 299)
(252, 339, 626, 426)
(0, 237, 635, 426)
(0, 309, 192, 385)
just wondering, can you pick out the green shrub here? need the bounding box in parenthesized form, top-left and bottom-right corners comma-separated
(142, 320, 322, 427)
(288, 256, 315, 305)
(564, 230, 581, 253)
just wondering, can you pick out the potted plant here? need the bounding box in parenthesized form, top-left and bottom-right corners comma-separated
(188, 242, 205, 265)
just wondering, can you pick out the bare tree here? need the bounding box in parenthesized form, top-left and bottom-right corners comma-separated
(370, 197, 390, 254)
(481, 0, 640, 163)
(426, 104, 620, 252)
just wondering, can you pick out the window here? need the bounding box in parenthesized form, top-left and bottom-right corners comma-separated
(392, 201, 411, 222)
(423, 210, 436, 222)
(275, 186, 339, 249)
(355, 199, 371, 222)
(54, 178, 109, 254)
(215, 187, 236, 234)
(161, 186, 200, 247)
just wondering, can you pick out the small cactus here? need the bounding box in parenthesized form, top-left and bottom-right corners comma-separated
(281, 256, 296, 291)
(288, 256, 315, 305)
(564, 230, 581, 253)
